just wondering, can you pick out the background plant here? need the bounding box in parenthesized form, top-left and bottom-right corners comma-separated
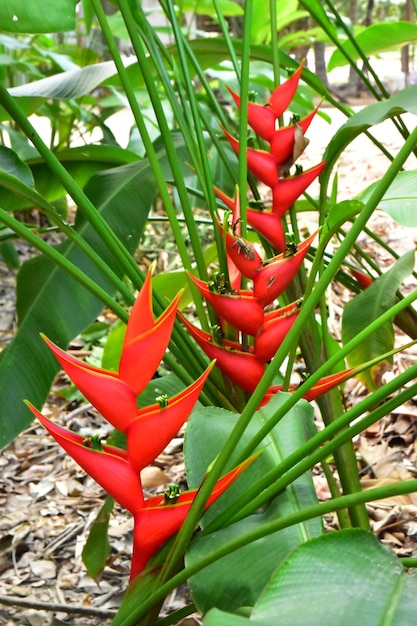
(1, 0, 417, 624)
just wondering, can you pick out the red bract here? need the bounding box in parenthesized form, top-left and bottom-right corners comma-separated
(188, 273, 264, 335)
(217, 218, 263, 280)
(351, 268, 374, 289)
(130, 457, 254, 579)
(26, 402, 145, 514)
(179, 312, 265, 393)
(42, 272, 182, 432)
(262, 368, 357, 406)
(227, 63, 304, 141)
(254, 303, 300, 361)
(269, 107, 318, 163)
(253, 231, 317, 306)
(126, 365, 213, 472)
(246, 208, 286, 252)
(271, 161, 326, 217)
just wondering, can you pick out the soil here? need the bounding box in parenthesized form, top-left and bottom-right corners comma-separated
(1, 92, 417, 625)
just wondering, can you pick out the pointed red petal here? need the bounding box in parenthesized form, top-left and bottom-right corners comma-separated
(254, 307, 300, 361)
(272, 161, 326, 217)
(42, 336, 138, 431)
(301, 369, 355, 401)
(179, 313, 265, 393)
(130, 457, 255, 578)
(269, 62, 304, 117)
(123, 269, 154, 347)
(27, 403, 144, 514)
(223, 127, 279, 188)
(216, 221, 263, 281)
(247, 208, 286, 252)
(269, 106, 318, 163)
(126, 364, 213, 471)
(188, 274, 264, 335)
(351, 268, 374, 289)
(119, 291, 182, 395)
(253, 231, 317, 305)
(227, 85, 279, 141)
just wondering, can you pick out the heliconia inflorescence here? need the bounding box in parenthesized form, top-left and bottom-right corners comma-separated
(181, 64, 333, 402)
(28, 270, 254, 580)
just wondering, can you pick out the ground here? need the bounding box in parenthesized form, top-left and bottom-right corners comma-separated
(1, 91, 417, 624)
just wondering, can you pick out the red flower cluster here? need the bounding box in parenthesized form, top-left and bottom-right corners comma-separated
(27, 270, 252, 580)
(180, 65, 326, 399)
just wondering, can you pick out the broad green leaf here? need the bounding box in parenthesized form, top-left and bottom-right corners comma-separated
(0, 0, 76, 33)
(250, 0, 308, 44)
(0, 145, 138, 211)
(185, 394, 321, 613)
(82, 496, 114, 580)
(328, 22, 417, 71)
(342, 250, 415, 390)
(0, 159, 155, 449)
(324, 86, 417, 174)
(358, 171, 417, 227)
(204, 530, 417, 625)
(0, 145, 34, 187)
(8, 58, 136, 100)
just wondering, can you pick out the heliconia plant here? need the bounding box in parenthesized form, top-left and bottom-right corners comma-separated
(3, 1, 417, 624)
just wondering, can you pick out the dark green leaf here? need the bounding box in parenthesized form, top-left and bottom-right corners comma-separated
(185, 394, 321, 613)
(0, 0, 77, 33)
(342, 250, 415, 389)
(0, 145, 34, 187)
(328, 22, 417, 71)
(82, 496, 114, 580)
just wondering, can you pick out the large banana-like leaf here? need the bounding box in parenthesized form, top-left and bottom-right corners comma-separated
(184, 394, 321, 613)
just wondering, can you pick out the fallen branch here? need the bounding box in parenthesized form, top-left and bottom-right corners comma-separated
(0, 594, 117, 618)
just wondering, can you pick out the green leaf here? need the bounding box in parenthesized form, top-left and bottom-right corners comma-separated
(204, 530, 417, 625)
(0, 145, 34, 187)
(0, 145, 138, 211)
(0, 0, 77, 33)
(358, 171, 417, 227)
(178, 0, 243, 16)
(324, 86, 417, 174)
(8, 58, 136, 100)
(82, 496, 114, 581)
(328, 22, 417, 71)
(0, 159, 156, 449)
(185, 394, 321, 614)
(342, 250, 415, 390)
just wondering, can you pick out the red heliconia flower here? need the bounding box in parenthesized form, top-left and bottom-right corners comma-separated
(216, 217, 263, 281)
(26, 402, 145, 514)
(125, 364, 214, 472)
(269, 107, 319, 163)
(179, 312, 265, 393)
(261, 368, 357, 406)
(254, 303, 301, 361)
(271, 161, 326, 217)
(253, 231, 317, 306)
(223, 127, 279, 187)
(226, 63, 304, 141)
(351, 268, 374, 289)
(130, 456, 255, 579)
(42, 270, 182, 432)
(188, 273, 264, 336)
(246, 208, 286, 252)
